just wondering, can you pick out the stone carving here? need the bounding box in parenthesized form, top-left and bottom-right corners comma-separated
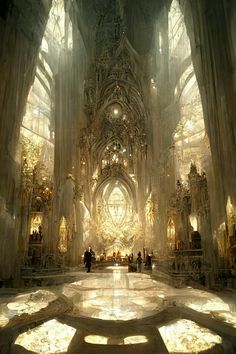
(78, 9, 150, 255)
(95, 13, 124, 61)
(188, 162, 209, 214)
(31, 163, 53, 212)
(146, 198, 155, 225)
(168, 163, 209, 251)
(22, 158, 33, 195)
(74, 183, 84, 202)
(84, 79, 95, 118)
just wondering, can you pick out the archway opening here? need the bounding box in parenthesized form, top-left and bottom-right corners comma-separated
(93, 179, 140, 257)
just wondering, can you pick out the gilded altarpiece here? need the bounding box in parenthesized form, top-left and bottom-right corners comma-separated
(91, 177, 142, 256)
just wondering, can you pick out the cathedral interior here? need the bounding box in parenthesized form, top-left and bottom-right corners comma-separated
(1, 0, 236, 353)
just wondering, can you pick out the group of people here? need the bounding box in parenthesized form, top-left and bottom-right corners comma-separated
(128, 251, 143, 272)
(83, 248, 152, 273)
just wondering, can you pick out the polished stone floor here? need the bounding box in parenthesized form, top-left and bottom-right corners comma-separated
(0, 265, 236, 353)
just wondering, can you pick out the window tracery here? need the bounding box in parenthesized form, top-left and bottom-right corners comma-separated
(94, 179, 140, 255)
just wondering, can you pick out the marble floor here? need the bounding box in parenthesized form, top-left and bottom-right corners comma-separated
(0, 265, 236, 353)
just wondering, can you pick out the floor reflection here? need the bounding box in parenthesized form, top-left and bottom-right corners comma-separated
(184, 292, 236, 327)
(0, 290, 57, 327)
(0, 269, 235, 353)
(84, 334, 148, 345)
(158, 319, 222, 353)
(84, 335, 108, 344)
(64, 268, 164, 320)
(123, 335, 148, 345)
(15, 319, 76, 353)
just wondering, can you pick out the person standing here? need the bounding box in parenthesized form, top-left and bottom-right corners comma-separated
(136, 251, 142, 272)
(84, 248, 92, 273)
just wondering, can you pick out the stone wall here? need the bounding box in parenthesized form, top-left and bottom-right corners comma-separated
(0, 0, 51, 279)
(182, 0, 236, 239)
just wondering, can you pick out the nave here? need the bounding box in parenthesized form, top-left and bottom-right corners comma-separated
(1, 1, 236, 352)
(1, 265, 236, 354)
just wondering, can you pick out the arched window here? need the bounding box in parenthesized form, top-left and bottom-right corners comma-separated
(58, 216, 68, 253)
(167, 218, 176, 246)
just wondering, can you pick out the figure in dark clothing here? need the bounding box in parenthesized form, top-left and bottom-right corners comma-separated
(136, 251, 142, 272)
(84, 248, 92, 272)
(145, 254, 152, 270)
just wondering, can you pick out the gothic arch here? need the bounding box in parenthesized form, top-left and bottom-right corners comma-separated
(92, 170, 137, 218)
